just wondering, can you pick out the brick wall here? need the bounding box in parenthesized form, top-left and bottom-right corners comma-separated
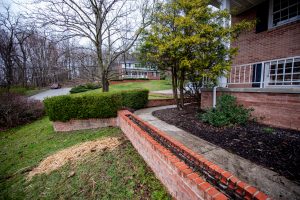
(109, 79, 150, 85)
(201, 89, 300, 130)
(147, 98, 195, 108)
(118, 110, 269, 200)
(231, 8, 300, 66)
(53, 118, 117, 132)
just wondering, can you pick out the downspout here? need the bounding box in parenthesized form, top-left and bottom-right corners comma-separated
(213, 86, 218, 108)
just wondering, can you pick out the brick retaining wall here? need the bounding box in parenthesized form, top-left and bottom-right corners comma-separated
(53, 118, 118, 132)
(201, 89, 300, 130)
(118, 110, 270, 200)
(147, 98, 195, 107)
(109, 80, 150, 85)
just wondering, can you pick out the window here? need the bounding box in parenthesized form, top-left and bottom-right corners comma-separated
(134, 63, 142, 68)
(265, 57, 300, 86)
(270, 0, 300, 27)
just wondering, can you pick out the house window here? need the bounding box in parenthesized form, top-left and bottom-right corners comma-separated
(265, 57, 300, 86)
(135, 63, 142, 68)
(270, 0, 300, 27)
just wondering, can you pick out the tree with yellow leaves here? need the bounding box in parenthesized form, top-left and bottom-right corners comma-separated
(139, 0, 252, 109)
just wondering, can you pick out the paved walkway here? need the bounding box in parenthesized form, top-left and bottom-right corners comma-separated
(29, 88, 71, 101)
(135, 106, 300, 200)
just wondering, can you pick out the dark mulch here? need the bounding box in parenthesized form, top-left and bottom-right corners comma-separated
(153, 104, 300, 184)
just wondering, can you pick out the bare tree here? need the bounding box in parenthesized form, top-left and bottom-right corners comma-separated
(32, 0, 154, 91)
(0, 6, 21, 90)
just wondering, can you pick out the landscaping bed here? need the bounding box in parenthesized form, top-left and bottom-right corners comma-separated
(153, 104, 300, 184)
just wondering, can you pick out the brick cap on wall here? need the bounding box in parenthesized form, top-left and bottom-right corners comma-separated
(201, 87, 300, 94)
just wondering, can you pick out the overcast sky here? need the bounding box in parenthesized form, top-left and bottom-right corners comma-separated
(1, 0, 36, 13)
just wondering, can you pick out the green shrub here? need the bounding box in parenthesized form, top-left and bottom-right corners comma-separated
(200, 95, 253, 127)
(121, 89, 149, 109)
(263, 127, 274, 134)
(70, 83, 101, 94)
(44, 89, 149, 121)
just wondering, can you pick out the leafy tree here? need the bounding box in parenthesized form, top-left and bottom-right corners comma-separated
(139, 0, 253, 108)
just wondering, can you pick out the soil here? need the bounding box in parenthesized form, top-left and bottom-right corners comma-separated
(152, 104, 300, 184)
(28, 137, 123, 179)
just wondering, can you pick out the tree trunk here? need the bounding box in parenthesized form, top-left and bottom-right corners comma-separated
(171, 65, 180, 109)
(102, 71, 109, 92)
(179, 68, 185, 109)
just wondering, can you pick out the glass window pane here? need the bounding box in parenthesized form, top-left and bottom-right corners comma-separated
(289, 5, 297, 18)
(277, 75, 284, 80)
(294, 61, 300, 73)
(278, 64, 284, 74)
(273, 12, 281, 21)
(293, 73, 300, 81)
(289, 0, 297, 5)
(281, 9, 289, 20)
(285, 61, 293, 74)
(281, 0, 289, 9)
(285, 74, 292, 80)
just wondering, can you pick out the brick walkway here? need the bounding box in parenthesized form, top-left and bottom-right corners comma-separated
(135, 106, 300, 200)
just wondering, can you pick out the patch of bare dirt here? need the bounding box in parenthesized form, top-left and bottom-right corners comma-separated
(28, 137, 122, 179)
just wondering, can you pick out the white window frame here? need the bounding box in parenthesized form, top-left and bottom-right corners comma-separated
(264, 56, 300, 87)
(268, 0, 300, 29)
(227, 56, 300, 88)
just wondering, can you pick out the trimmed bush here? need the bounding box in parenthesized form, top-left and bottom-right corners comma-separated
(0, 93, 44, 129)
(121, 89, 149, 109)
(200, 94, 253, 127)
(70, 83, 101, 94)
(44, 89, 149, 122)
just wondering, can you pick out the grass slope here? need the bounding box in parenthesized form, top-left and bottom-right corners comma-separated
(76, 80, 173, 99)
(0, 118, 170, 200)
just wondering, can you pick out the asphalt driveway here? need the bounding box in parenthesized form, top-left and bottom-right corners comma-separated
(29, 88, 71, 101)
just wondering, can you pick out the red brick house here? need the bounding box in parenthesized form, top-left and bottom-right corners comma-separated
(202, 0, 300, 130)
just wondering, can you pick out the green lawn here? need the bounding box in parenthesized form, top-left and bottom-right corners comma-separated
(76, 80, 173, 99)
(0, 118, 170, 200)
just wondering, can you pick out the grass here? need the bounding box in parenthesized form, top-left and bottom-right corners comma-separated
(77, 80, 172, 95)
(73, 80, 173, 100)
(148, 93, 173, 100)
(0, 118, 170, 200)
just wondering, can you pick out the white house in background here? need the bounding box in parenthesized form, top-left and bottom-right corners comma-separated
(114, 60, 160, 80)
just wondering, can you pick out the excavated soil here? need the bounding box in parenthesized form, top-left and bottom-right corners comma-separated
(28, 137, 122, 179)
(153, 104, 300, 184)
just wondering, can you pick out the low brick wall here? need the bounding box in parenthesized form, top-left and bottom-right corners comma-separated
(201, 88, 300, 130)
(147, 98, 195, 107)
(53, 118, 117, 132)
(109, 80, 149, 85)
(118, 110, 269, 200)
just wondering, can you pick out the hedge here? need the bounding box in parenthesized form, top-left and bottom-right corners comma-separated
(70, 83, 101, 94)
(44, 89, 149, 122)
(120, 90, 149, 109)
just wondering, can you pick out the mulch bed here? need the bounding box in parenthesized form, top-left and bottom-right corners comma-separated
(152, 104, 300, 184)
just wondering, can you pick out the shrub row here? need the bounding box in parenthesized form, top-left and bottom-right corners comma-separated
(44, 89, 149, 122)
(70, 83, 101, 94)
